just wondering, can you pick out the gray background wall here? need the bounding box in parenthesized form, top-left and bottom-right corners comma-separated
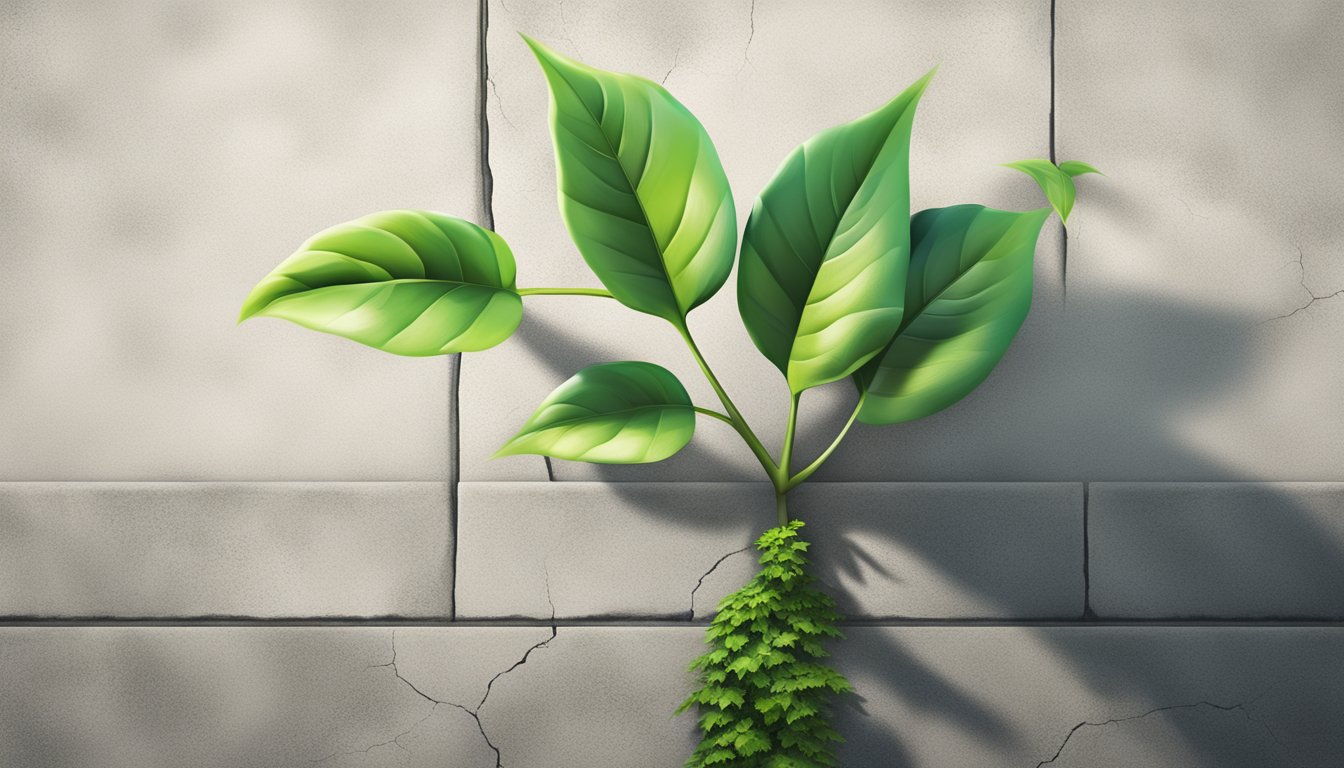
(2, 1, 1342, 766)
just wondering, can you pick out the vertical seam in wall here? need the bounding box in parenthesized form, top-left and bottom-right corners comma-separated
(462, 0, 493, 621)
(477, 0, 554, 483)
(449, 353, 461, 621)
(1050, 0, 1070, 306)
(1048, 0, 1056, 165)
(1083, 480, 1095, 619)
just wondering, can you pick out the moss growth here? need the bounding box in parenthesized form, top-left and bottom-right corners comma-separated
(680, 522, 850, 767)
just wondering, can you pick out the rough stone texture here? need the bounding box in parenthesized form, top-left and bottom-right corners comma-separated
(4, 626, 1342, 768)
(0, 627, 547, 768)
(1089, 483, 1344, 619)
(1056, 0, 1344, 480)
(455, 482, 773, 619)
(465, 0, 1059, 483)
(0, 0, 481, 480)
(0, 483, 452, 618)
(456, 482, 1083, 620)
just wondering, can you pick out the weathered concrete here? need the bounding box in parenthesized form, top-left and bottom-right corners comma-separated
(0, 627, 546, 768)
(1056, 0, 1344, 480)
(0, 0, 481, 480)
(1089, 483, 1344, 619)
(3, 626, 1341, 768)
(466, 0, 1057, 483)
(456, 482, 1084, 620)
(0, 483, 452, 618)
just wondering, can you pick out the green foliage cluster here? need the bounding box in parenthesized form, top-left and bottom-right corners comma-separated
(679, 523, 849, 768)
(238, 31, 1100, 766)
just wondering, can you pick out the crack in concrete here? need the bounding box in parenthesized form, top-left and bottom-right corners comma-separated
(1263, 242, 1344, 323)
(477, 576, 559, 713)
(307, 704, 437, 765)
(688, 546, 752, 619)
(1034, 695, 1286, 767)
(661, 45, 682, 85)
(745, 0, 756, 61)
(363, 575, 559, 767)
(486, 75, 517, 129)
(733, 0, 756, 74)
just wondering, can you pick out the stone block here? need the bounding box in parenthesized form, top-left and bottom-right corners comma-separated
(0, 483, 452, 618)
(1089, 482, 1344, 618)
(0, 0, 482, 479)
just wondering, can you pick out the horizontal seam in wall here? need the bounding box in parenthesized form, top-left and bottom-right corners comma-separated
(1, 619, 1341, 629)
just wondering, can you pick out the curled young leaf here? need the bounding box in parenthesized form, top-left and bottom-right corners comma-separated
(856, 204, 1050, 425)
(239, 210, 521, 355)
(496, 361, 696, 464)
(525, 36, 736, 325)
(738, 70, 934, 394)
(1002, 158, 1078, 224)
(1058, 160, 1103, 178)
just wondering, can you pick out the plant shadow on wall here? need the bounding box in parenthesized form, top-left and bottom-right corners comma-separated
(235, 35, 1341, 768)
(511, 272, 1344, 766)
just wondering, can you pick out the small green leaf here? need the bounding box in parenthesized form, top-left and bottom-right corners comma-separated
(1058, 159, 1103, 178)
(524, 36, 735, 324)
(1002, 158, 1077, 223)
(856, 204, 1049, 425)
(496, 361, 695, 463)
(239, 210, 521, 355)
(738, 70, 934, 393)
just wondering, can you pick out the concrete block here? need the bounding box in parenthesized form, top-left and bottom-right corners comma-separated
(0, 483, 452, 618)
(1089, 483, 1344, 618)
(0, 0, 481, 480)
(1057, 1, 1344, 479)
(465, 0, 1059, 482)
(455, 481, 1083, 620)
(6, 625, 1341, 767)
(455, 482, 774, 619)
(0, 626, 548, 768)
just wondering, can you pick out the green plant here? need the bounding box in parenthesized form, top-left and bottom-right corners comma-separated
(239, 35, 1097, 767)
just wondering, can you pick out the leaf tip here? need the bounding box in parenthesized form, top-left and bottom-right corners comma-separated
(519, 32, 562, 66)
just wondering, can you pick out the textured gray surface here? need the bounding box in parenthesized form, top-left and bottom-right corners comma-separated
(0, 0, 480, 480)
(1089, 483, 1344, 619)
(456, 482, 1084, 620)
(3, 626, 1341, 768)
(1056, 0, 1344, 480)
(0, 483, 452, 618)
(4, 1, 1344, 766)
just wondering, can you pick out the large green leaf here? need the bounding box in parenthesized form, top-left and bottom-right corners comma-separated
(855, 204, 1049, 425)
(737, 71, 934, 394)
(496, 361, 695, 463)
(524, 36, 736, 324)
(239, 210, 521, 355)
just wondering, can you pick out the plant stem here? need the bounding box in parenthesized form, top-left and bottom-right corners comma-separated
(516, 287, 615, 298)
(773, 392, 801, 525)
(692, 406, 734, 425)
(674, 322, 778, 476)
(786, 391, 866, 491)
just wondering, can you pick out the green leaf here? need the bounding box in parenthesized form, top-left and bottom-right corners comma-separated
(1058, 159, 1103, 178)
(738, 70, 933, 393)
(1002, 158, 1077, 223)
(495, 361, 695, 463)
(239, 210, 521, 355)
(523, 35, 735, 324)
(855, 204, 1049, 425)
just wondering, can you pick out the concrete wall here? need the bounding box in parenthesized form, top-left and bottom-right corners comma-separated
(2, 1, 1342, 766)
